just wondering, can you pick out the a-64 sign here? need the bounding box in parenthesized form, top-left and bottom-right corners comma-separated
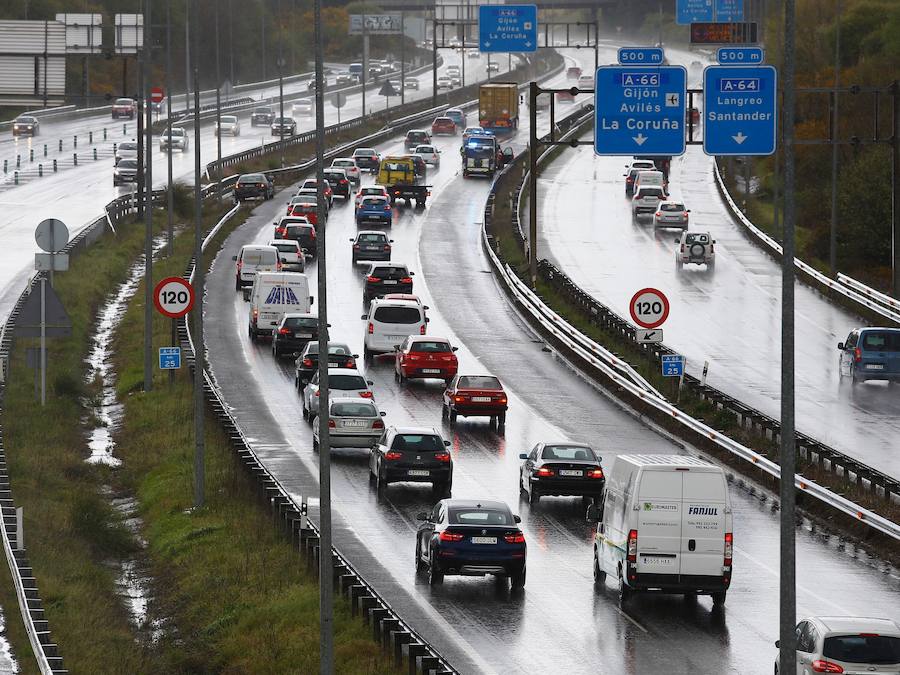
(629, 288, 669, 329)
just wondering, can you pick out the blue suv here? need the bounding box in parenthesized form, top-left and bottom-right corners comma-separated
(355, 195, 392, 226)
(838, 327, 900, 384)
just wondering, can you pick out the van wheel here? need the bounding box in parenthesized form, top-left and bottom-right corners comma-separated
(497, 412, 506, 427)
(711, 591, 726, 606)
(248, 326, 257, 342)
(618, 571, 631, 606)
(235, 277, 241, 291)
(593, 554, 606, 587)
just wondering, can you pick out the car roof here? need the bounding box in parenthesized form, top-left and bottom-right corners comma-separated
(539, 441, 592, 449)
(241, 244, 277, 251)
(268, 239, 299, 246)
(370, 298, 420, 309)
(410, 335, 450, 343)
(814, 617, 900, 635)
(441, 499, 510, 511)
(281, 312, 315, 319)
(327, 367, 365, 376)
(389, 425, 441, 436)
(330, 396, 377, 407)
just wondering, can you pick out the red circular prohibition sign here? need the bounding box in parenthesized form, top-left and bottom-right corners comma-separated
(153, 277, 195, 319)
(629, 287, 670, 329)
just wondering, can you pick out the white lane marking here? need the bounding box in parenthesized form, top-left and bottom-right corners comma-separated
(614, 606, 649, 633)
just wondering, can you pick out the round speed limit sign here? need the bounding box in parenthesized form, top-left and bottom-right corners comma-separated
(629, 288, 669, 329)
(153, 277, 195, 318)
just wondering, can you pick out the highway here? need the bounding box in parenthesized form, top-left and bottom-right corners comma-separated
(535, 51, 900, 479)
(200, 48, 900, 674)
(0, 51, 510, 324)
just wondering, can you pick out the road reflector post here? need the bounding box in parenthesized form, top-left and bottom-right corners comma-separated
(58, 139, 63, 152)
(73, 153, 78, 166)
(52, 159, 57, 172)
(43, 143, 47, 156)
(3, 160, 6, 173)
(702, 360, 709, 386)
(73, 135, 77, 148)
(16, 155, 20, 168)
(13, 171, 18, 185)
(38, 164, 42, 177)
(93, 148, 98, 160)
(89, 130, 93, 144)
(29, 148, 34, 162)
(103, 128, 107, 140)
(123, 123, 127, 135)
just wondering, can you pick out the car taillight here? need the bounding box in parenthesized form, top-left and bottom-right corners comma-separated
(627, 529, 638, 563)
(504, 533, 525, 544)
(358, 391, 373, 398)
(310, 229, 317, 238)
(383, 245, 390, 251)
(587, 468, 604, 479)
(709, 243, 714, 253)
(276, 228, 286, 236)
(353, 244, 360, 249)
(810, 661, 844, 673)
(328, 419, 336, 428)
(276, 260, 283, 271)
(236, 260, 243, 270)
(407, 354, 420, 361)
(724, 532, 733, 567)
(345, 359, 356, 368)
(279, 328, 291, 335)
(252, 309, 258, 320)
(439, 531, 464, 542)
(367, 276, 380, 283)
(655, 212, 661, 218)
(680, 244, 685, 253)
(435, 452, 451, 462)
(400, 277, 413, 284)
(497, 396, 507, 404)
(314, 390, 320, 397)
(367, 322, 374, 335)
(415, 324, 424, 335)
(384, 451, 403, 461)
(372, 420, 384, 429)
(683, 212, 689, 218)
(536, 466, 554, 477)
(384, 205, 391, 212)
(854, 347, 862, 362)
(340, 179, 348, 184)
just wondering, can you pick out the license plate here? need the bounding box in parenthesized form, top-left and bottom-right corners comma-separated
(640, 555, 675, 566)
(341, 420, 367, 428)
(866, 364, 884, 370)
(383, 280, 398, 284)
(295, 333, 312, 338)
(559, 470, 583, 477)
(472, 396, 491, 402)
(471, 537, 497, 544)
(422, 369, 441, 374)
(407, 469, 429, 476)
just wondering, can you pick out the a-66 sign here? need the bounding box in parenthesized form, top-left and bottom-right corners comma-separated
(153, 277, 195, 318)
(629, 288, 669, 329)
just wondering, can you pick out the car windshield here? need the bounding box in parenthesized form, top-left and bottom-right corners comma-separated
(331, 375, 367, 390)
(283, 317, 317, 329)
(373, 306, 421, 324)
(334, 160, 354, 167)
(371, 266, 408, 278)
(168, 128, 185, 137)
(241, 249, 276, 265)
(416, 146, 435, 153)
(274, 118, 292, 124)
(661, 203, 684, 212)
(449, 508, 512, 525)
(408, 132, 427, 142)
(410, 341, 452, 353)
(240, 174, 266, 183)
(332, 401, 377, 417)
(358, 233, 386, 243)
(119, 142, 137, 152)
(822, 635, 900, 664)
(324, 172, 345, 181)
(541, 445, 596, 461)
(862, 330, 900, 351)
(638, 188, 664, 198)
(221, 116, 237, 124)
(254, 108, 273, 114)
(391, 434, 444, 452)
(354, 149, 376, 157)
(434, 118, 452, 124)
(685, 233, 710, 244)
(458, 376, 501, 389)
(286, 226, 314, 237)
(272, 242, 298, 253)
(16, 117, 36, 124)
(118, 159, 137, 169)
(115, 98, 132, 105)
(305, 343, 350, 355)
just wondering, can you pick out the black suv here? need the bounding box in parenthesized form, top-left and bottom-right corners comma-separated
(351, 231, 393, 263)
(272, 313, 320, 357)
(323, 169, 351, 198)
(278, 221, 317, 256)
(362, 263, 414, 300)
(234, 173, 274, 201)
(251, 107, 275, 126)
(370, 426, 453, 494)
(294, 342, 358, 386)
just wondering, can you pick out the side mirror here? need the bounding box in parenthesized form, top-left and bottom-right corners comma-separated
(443, 440, 451, 447)
(380, 411, 386, 417)
(713, 239, 717, 244)
(352, 354, 359, 359)
(349, 237, 355, 242)
(232, 255, 238, 261)
(674, 239, 680, 244)
(416, 512, 429, 521)
(513, 515, 522, 523)
(409, 271, 415, 276)
(425, 318, 430, 323)
(423, 305, 430, 310)
(518, 453, 528, 460)
(837, 342, 844, 350)
(292, 351, 300, 357)
(361, 314, 368, 320)
(389, 239, 394, 243)
(309, 296, 314, 305)
(775, 640, 780, 649)
(686, 209, 691, 212)
(393, 345, 401, 351)
(366, 380, 374, 385)
(451, 346, 458, 352)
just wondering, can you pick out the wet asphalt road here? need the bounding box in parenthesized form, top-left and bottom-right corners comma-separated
(202, 51, 900, 675)
(535, 56, 900, 479)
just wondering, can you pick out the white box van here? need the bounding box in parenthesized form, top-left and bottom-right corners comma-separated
(634, 169, 667, 195)
(246, 272, 313, 341)
(233, 244, 281, 290)
(588, 454, 732, 606)
(361, 298, 428, 359)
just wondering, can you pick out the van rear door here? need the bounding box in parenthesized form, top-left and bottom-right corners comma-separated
(259, 276, 311, 329)
(635, 470, 682, 576)
(680, 471, 727, 577)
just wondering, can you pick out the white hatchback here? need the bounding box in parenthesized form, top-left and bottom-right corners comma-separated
(302, 368, 374, 422)
(414, 144, 441, 167)
(775, 616, 900, 675)
(331, 158, 361, 184)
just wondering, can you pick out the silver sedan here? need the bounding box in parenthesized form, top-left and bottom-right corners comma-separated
(653, 200, 690, 229)
(312, 397, 386, 451)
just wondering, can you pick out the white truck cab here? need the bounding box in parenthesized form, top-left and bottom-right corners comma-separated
(588, 454, 733, 607)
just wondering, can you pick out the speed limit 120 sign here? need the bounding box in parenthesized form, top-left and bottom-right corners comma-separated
(153, 277, 195, 318)
(629, 288, 669, 329)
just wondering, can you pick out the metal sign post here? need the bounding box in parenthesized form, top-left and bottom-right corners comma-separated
(191, 0, 205, 510)
(143, 0, 153, 394)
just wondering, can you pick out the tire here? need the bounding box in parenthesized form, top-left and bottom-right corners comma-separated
(363, 346, 372, 362)
(618, 572, 632, 606)
(428, 554, 444, 585)
(593, 553, 606, 587)
(248, 325, 257, 342)
(302, 401, 309, 420)
(376, 468, 387, 495)
(528, 486, 540, 504)
(497, 411, 506, 427)
(707, 259, 716, 271)
(312, 437, 319, 453)
(415, 543, 426, 573)
(510, 566, 526, 589)
(449, 410, 457, 424)
(711, 591, 727, 606)
(676, 260, 684, 271)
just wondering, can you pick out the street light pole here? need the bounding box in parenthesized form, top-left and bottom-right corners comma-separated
(829, 0, 841, 278)
(278, 56, 285, 167)
(191, 0, 205, 510)
(166, 0, 176, 385)
(143, 0, 153, 394)
(313, 0, 333, 669)
(215, 8, 222, 203)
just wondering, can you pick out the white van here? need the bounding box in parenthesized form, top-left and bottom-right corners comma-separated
(233, 244, 281, 290)
(361, 298, 428, 359)
(587, 454, 732, 606)
(634, 169, 667, 195)
(246, 272, 313, 341)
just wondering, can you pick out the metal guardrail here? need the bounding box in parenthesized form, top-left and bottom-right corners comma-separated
(713, 161, 900, 326)
(837, 272, 900, 313)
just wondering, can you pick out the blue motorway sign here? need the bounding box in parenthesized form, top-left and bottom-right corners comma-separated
(618, 47, 664, 65)
(676, 0, 713, 24)
(715, 0, 744, 21)
(159, 346, 181, 370)
(717, 47, 764, 64)
(594, 66, 687, 156)
(703, 65, 777, 156)
(478, 5, 537, 53)
(661, 354, 685, 377)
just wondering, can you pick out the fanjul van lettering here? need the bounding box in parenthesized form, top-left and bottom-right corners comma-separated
(688, 505, 719, 515)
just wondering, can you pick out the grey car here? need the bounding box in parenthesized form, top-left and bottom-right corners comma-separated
(653, 201, 690, 229)
(312, 397, 386, 451)
(302, 367, 374, 422)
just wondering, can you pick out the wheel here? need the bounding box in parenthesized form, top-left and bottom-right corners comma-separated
(449, 410, 457, 424)
(528, 486, 540, 504)
(248, 325, 257, 342)
(850, 364, 860, 386)
(618, 572, 632, 606)
(497, 412, 506, 427)
(708, 259, 716, 271)
(312, 437, 319, 452)
(272, 342, 279, 357)
(593, 553, 606, 587)
(363, 346, 372, 362)
(676, 260, 684, 271)
(415, 543, 426, 573)
(441, 403, 449, 419)
(434, 479, 452, 497)
(510, 566, 526, 589)
(428, 553, 443, 585)
(302, 401, 309, 420)
(376, 468, 387, 495)
(711, 591, 727, 606)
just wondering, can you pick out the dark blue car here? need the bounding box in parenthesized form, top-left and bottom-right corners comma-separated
(355, 195, 392, 226)
(415, 499, 526, 588)
(838, 327, 900, 384)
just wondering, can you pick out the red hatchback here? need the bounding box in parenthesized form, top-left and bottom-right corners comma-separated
(431, 116, 457, 136)
(395, 336, 458, 384)
(288, 201, 320, 225)
(443, 374, 508, 426)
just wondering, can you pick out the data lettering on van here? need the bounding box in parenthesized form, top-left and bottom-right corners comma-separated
(265, 286, 300, 305)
